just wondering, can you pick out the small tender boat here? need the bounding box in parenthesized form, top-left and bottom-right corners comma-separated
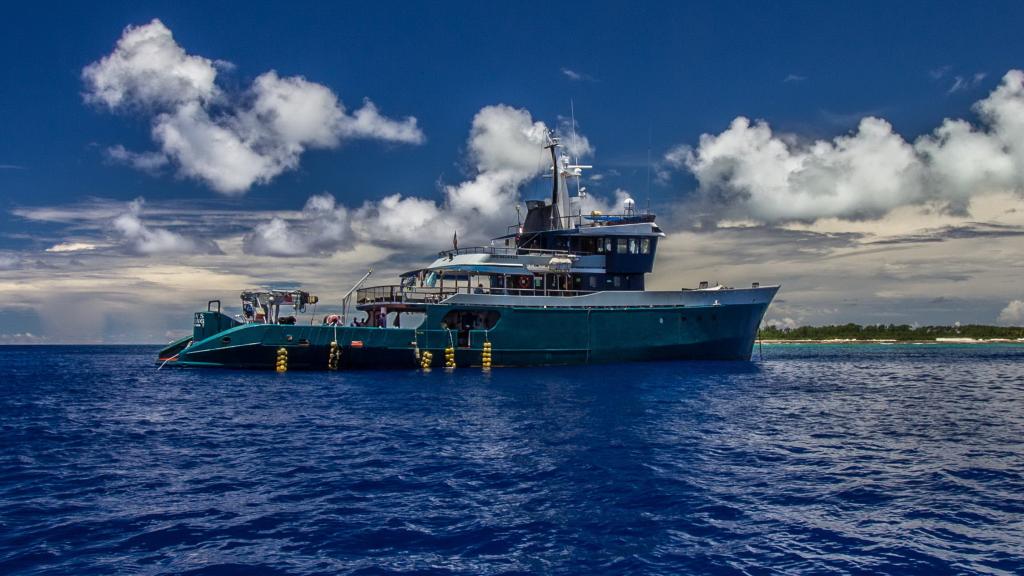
(158, 131, 778, 370)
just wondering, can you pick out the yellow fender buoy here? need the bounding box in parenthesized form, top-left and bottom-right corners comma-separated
(481, 341, 492, 370)
(276, 347, 288, 373)
(328, 341, 340, 370)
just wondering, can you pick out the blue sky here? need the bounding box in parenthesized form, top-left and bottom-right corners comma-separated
(3, 1, 1024, 342)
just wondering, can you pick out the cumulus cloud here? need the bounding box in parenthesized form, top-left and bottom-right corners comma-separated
(245, 104, 612, 255)
(667, 69, 1024, 224)
(997, 300, 1024, 325)
(82, 19, 219, 109)
(244, 193, 354, 256)
(112, 198, 222, 255)
(579, 188, 634, 217)
(765, 317, 799, 330)
(83, 19, 424, 194)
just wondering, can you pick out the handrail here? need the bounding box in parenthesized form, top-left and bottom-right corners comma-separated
(436, 245, 577, 259)
(355, 284, 596, 306)
(505, 212, 657, 235)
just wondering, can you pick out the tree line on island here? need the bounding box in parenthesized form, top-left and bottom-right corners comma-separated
(760, 323, 1024, 341)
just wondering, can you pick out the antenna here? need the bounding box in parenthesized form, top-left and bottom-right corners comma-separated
(571, 99, 578, 165)
(646, 124, 652, 215)
(571, 99, 582, 199)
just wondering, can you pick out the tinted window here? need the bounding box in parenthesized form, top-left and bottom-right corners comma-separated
(617, 238, 628, 253)
(641, 238, 650, 254)
(441, 309, 501, 330)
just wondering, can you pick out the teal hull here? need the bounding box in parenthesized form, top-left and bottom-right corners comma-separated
(159, 299, 771, 370)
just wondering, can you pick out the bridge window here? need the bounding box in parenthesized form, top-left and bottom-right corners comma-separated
(628, 238, 638, 254)
(578, 237, 597, 253)
(641, 238, 650, 254)
(616, 238, 628, 253)
(441, 309, 501, 330)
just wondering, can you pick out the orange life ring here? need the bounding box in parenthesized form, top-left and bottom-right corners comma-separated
(517, 275, 531, 289)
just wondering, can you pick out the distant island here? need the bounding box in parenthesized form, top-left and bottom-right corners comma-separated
(760, 323, 1024, 343)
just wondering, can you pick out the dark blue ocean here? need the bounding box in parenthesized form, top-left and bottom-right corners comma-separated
(1, 345, 1023, 575)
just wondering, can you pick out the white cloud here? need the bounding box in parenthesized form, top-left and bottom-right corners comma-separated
(0, 254, 21, 270)
(84, 19, 424, 194)
(948, 72, 987, 94)
(46, 242, 98, 253)
(765, 317, 799, 330)
(997, 300, 1024, 325)
(82, 19, 219, 110)
(245, 103, 614, 255)
(0, 332, 46, 344)
(579, 188, 633, 216)
(244, 193, 354, 256)
(561, 68, 595, 82)
(106, 144, 169, 172)
(465, 105, 549, 174)
(112, 198, 222, 255)
(353, 193, 452, 248)
(152, 102, 278, 194)
(668, 70, 1024, 224)
(439, 104, 554, 222)
(335, 99, 425, 144)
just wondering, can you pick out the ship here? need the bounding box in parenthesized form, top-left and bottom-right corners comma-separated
(157, 131, 778, 370)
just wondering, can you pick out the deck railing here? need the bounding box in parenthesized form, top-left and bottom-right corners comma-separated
(435, 245, 577, 259)
(356, 284, 595, 306)
(505, 212, 657, 235)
